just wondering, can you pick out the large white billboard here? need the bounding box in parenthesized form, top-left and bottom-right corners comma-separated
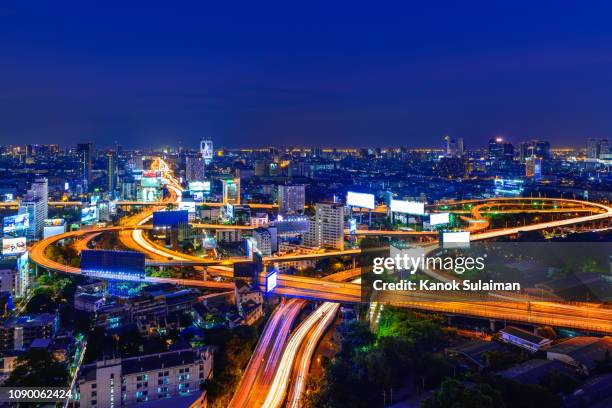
(390, 199, 425, 215)
(442, 231, 470, 243)
(346, 192, 375, 210)
(179, 201, 196, 213)
(429, 212, 450, 226)
(2, 237, 27, 256)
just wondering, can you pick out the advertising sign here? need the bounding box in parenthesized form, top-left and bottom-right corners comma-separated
(81, 206, 98, 223)
(442, 231, 470, 243)
(2, 237, 27, 256)
(346, 192, 375, 210)
(178, 201, 196, 213)
(390, 199, 425, 215)
(3, 214, 29, 234)
(429, 212, 450, 226)
(266, 269, 278, 293)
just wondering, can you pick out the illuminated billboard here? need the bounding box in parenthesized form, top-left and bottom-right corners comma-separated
(225, 203, 234, 219)
(2, 237, 27, 256)
(81, 249, 145, 280)
(44, 219, 66, 239)
(141, 177, 160, 188)
(346, 192, 375, 210)
(390, 199, 425, 215)
(442, 231, 470, 243)
(429, 212, 450, 226)
(3, 214, 30, 234)
(189, 181, 211, 192)
(348, 218, 357, 233)
(200, 139, 213, 163)
(81, 206, 98, 223)
(266, 269, 278, 293)
(152, 210, 189, 227)
(179, 201, 196, 213)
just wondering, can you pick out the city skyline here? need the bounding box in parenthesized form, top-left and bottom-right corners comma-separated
(3, 2, 612, 148)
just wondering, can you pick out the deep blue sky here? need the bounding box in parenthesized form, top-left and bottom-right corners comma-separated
(1, 1, 612, 149)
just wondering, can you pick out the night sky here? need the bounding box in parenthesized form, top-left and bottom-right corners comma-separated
(2, 1, 612, 149)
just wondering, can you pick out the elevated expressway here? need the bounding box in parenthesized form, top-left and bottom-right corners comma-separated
(29, 197, 612, 332)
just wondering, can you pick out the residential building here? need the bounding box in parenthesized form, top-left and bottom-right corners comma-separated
(303, 203, 344, 250)
(278, 184, 305, 215)
(77, 347, 214, 407)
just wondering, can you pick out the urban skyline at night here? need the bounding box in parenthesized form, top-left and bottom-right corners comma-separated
(1, 2, 612, 408)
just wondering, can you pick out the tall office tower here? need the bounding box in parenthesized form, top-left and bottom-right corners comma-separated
(587, 138, 609, 160)
(488, 137, 514, 164)
(222, 178, 241, 205)
(106, 150, 117, 194)
(185, 155, 206, 182)
(303, 203, 344, 250)
(77, 143, 93, 192)
(444, 135, 457, 157)
(525, 156, 542, 180)
(278, 184, 305, 215)
(200, 139, 214, 165)
(18, 178, 48, 240)
(457, 138, 464, 157)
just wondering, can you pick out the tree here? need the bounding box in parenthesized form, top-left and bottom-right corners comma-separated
(5, 348, 68, 387)
(422, 378, 504, 408)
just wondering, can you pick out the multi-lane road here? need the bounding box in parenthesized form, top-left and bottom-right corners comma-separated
(23, 158, 612, 407)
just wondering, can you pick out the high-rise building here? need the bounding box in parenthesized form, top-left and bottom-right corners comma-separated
(222, 178, 240, 205)
(277, 184, 305, 215)
(106, 150, 117, 194)
(303, 203, 344, 250)
(525, 156, 542, 180)
(488, 138, 514, 165)
(185, 155, 206, 182)
(18, 178, 48, 240)
(200, 139, 214, 165)
(587, 138, 609, 160)
(77, 143, 93, 192)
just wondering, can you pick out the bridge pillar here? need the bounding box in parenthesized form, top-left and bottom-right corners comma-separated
(447, 315, 452, 326)
(489, 319, 496, 332)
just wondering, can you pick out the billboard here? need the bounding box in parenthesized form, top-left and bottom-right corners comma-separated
(81, 250, 145, 280)
(390, 199, 425, 215)
(225, 203, 234, 219)
(152, 210, 189, 227)
(43, 219, 66, 239)
(3, 214, 30, 234)
(141, 177, 160, 188)
(189, 181, 211, 193)
(442, 231, 470, 243)
(348, 218, 357, 233)
(429, 212, 450, 226)
(201, 139, 213, 163)
(346, 192, 375, 210)
(2, 237, 27, 256)
(81, 206, 98, 223)
(178, 201, 196, 213)
(266, 269, 278, 293)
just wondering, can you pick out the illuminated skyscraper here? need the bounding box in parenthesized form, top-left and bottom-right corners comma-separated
(77, 142, 93, 192)
(222, 178, 241, 205)
(106, 150, 117, 194)
(185, 154, 206, 182)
